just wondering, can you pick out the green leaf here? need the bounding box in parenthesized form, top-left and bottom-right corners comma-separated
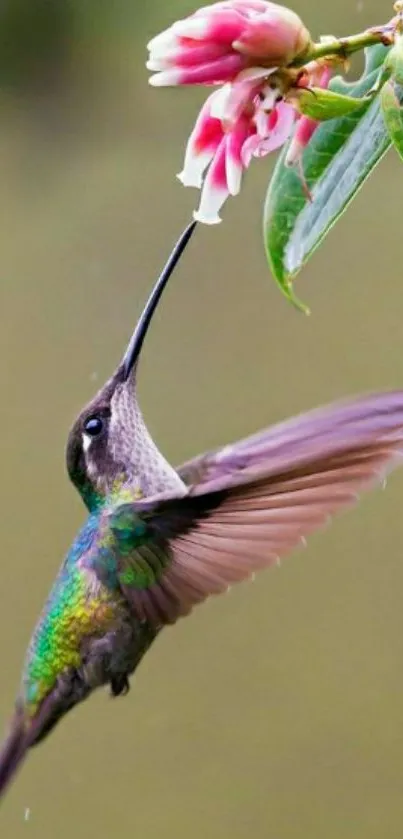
(289, 87, 368, 122)
(381, 79, 403, 162)
(263, 45, 399, 312)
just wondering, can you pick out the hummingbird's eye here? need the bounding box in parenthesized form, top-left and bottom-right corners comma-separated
(84, 416, 104, 437)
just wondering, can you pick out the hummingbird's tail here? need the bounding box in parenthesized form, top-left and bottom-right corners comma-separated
(0, 685, 90, 800)
(0, 707, 29, 800)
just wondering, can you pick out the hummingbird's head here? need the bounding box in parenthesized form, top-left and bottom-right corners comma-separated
(65, 367, 132, 510)
(66, 222, 196, 511)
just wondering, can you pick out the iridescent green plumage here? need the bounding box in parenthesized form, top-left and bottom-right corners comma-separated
(23, 474, 176, 717)
(23, 514, 118, 714)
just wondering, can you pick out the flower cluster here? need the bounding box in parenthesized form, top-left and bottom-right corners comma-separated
(147, 1, 330, 223)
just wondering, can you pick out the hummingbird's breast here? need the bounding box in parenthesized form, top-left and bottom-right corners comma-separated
(21, 513, 126, 714)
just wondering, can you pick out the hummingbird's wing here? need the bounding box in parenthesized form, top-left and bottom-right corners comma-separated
(101, 391, 403, 627)
(176, 391, 403, 488)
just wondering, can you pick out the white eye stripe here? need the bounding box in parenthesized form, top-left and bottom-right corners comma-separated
(82, 434, 92, 453)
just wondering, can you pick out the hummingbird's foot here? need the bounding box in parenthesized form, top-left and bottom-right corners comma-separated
(110, 674, 130, 697)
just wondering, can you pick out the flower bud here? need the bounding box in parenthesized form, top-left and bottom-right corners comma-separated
(147, 1, 312, 88)
(233, 4, 312, 66)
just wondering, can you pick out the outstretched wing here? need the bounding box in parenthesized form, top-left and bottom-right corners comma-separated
(96, 391, 403, 628)
(176, 391, 403, 489)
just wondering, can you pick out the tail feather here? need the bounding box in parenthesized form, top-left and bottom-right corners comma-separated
(0, 709, 29, 800)
(0, 686, 92, 801)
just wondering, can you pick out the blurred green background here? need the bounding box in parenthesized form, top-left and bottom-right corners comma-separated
(0, 0, 402, 836)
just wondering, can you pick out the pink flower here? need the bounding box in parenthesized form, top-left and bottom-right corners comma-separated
(147, 1, 317, 223)
(147, 1, 311, 87)
(177, 79, 297, 223)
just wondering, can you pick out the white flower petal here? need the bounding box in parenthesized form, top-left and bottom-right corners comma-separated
(259, 86, 279, 111)
(149, 70, 181, 87)
(177, 171, 201, 188)
(146, 58, 167, 71)
(209, 84, 233, 119)
(193, 207, 223, 224)
(240, 134, 259, 167)
(172, 17, 209, 39)
(147, 29, 176, 52)
(194, 179, 227, 225)
(225, 154, 242, 195)
(177, 141, 217, 187)
(232, 65, 277, 83)
(147, 37, 179, 60)
(177, 155, 208, 188)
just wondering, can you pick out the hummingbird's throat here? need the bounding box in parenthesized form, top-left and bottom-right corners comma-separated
(109, 476, 144, 504)
(83, 468, 141, 511)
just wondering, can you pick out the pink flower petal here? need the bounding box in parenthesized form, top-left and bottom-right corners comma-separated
(211, 67, 273, 123)
(300, 61, 332, 89)
(173, 9, 245, 45)
(285, 116, 318, 167)
(177, 90, 224, 187)
(319, 66, 332, 87)
(194, 136, 229, 224)
(234, 7, 309, 63)
(156, 43, 230, 70)
(254, 108, 272, 137)
(241, 100, 296, 164)
(225, 114, 254, 194)
(240, 134, 261, 167)
(151, 53, 245, 86)
(261, 100, 296, 148)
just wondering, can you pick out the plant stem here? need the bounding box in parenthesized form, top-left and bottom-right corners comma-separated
(291, 26, 393, 68)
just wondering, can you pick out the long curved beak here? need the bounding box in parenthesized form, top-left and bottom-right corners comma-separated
(121, 220, 197, 381)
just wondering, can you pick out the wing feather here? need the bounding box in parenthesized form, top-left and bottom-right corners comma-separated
(99, 392, 403, 627)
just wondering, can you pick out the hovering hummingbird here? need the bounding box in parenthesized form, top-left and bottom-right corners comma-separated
(1, 221, 403, 801)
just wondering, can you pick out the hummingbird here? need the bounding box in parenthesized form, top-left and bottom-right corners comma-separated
(1, 221, 403, 801)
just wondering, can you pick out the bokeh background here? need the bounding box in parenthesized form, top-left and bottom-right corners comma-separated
(0, 0, 402, 836)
